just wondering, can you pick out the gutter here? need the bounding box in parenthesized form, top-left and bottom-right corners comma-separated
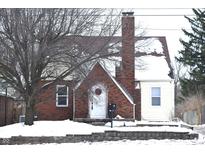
(137, 79, 173, 82)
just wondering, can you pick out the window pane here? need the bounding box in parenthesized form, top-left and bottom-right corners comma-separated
(58, 97, 67, 105)
(57, 86, 67, 96)
(152, 87, 160, 97)
(152, 97, 160, 106)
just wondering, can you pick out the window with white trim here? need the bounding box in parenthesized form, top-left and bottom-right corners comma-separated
(56, 85, 69, 107)
(151, 87, 161, 106)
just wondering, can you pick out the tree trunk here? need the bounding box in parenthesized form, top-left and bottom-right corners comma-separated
(25, 104, 34, 126)
(196, 108, 202, 125)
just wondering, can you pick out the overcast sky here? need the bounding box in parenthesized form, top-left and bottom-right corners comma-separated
(133, 8, 193, 61)
(1, 0, 205, 62)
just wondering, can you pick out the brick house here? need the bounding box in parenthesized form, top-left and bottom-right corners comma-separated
(0, 94, 15, 126)
(35, 12, 175, 122)
(0, 92, 24, 126)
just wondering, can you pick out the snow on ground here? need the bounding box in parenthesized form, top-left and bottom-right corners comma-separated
(1, 139, 205, 154)
(194, 124, 205, 135)
(0, 120, 205, 154)
(0, 120, 199, 138)
(0, 120, 107, 138)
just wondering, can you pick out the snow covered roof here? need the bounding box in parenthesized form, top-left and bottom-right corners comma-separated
(100, 56, 172, 81)
(135, 38, 164, 54)
(135, 55, 172, 81)
(63, 36, 173, 81)
(52, 35, 173, 85)
(0, 91, 15, 99)
(103, 37, 173, 81)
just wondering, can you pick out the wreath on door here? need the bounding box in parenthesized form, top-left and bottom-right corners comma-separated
(95, 88, 102, 95)
(93, 88, 104, 106)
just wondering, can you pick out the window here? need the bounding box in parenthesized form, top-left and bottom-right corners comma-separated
(151, 87, 161, 106)
(56, 85, 69, 107)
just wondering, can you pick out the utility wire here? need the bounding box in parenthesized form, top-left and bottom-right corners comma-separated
(131, 14, 195, 16)
(62, 14, 195, 17)
(140, 28, 192, 31)
(131, 8, 194, 9)
(85, 13, 195, 16)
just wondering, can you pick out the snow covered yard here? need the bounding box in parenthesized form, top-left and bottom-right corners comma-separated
(0, 120, 205, 154)
(0, 120, 108, 138)
(0, 119, 197, 138)
(194, 124, 205, 135)
(1, 139, 205, 154)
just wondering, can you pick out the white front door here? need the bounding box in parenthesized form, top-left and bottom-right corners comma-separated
(89, 83, 107, 119)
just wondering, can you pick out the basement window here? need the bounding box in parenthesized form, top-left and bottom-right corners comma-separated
(151, 87, 161, 106)
(56, 85, 69, 107)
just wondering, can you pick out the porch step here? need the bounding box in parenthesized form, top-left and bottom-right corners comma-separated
(91, 122, 107, 126)
(74, 118, 136, 126)
(74, 118, 134, 124)
(74, 118, 111, 123)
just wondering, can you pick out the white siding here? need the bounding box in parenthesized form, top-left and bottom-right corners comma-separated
(140, 80, 175, 121)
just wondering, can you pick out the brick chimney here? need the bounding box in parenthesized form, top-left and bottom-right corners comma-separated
(118, 12, 135, 97)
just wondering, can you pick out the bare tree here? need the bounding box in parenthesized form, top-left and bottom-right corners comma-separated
(174, 59, 205, 124)
(0, 8, 122, 125)
(194, 89, 205, 124)
(176, 89, 205, 124)
(173, 59, 187, 104)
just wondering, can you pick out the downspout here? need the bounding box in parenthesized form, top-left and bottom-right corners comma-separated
(5, 88, 7, 125)
(133, 104, 136, 120)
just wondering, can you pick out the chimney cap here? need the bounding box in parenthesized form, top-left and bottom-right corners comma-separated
(122, 12, 134, 16)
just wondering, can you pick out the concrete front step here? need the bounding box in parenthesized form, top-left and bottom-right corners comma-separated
(74, 118, 134, 126)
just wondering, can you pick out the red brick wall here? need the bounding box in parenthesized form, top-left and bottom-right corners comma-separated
(35, 12, 140, 121)
(117, 13, 135, 97)
(116, 12, 142, 120)
(75, 63, 134, 119)
(35, 80, 74, 120)
(0, 96, 14, 126)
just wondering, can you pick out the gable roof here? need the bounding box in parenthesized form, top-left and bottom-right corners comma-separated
(63, 35, 174, 81)
(75, 62, 134, 105)
(0, 92, 14, 99)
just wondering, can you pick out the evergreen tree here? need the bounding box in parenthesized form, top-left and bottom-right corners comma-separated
(176, 9, 205, 97)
